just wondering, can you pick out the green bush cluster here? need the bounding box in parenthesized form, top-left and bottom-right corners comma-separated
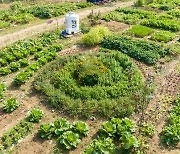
(126, 25, 154, 38)
(150, 31, 176, 43)
(161, 95, 180, 146)
(81, 26, 110, 46)
(34, 51, 144, 118)
(83, 137, 115, 154)
(101, 35, 170, 64)
(84, 118, 140, 153)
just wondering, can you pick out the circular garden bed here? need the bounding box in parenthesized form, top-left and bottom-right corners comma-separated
(34, 50, 145, 118)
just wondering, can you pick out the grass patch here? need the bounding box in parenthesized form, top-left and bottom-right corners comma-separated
(150, 31, 176, 43)
(126, 25, 154, 38)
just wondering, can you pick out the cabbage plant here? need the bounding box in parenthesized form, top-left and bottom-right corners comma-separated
(59, 131, 81, 150)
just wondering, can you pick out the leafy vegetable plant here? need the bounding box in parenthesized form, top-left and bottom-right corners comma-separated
(72, 121, 89, 137)
(83, 138, 115, 154)
(3, 98, 20, 113)
(27, 108, 44, 123)
(54, 118, 70, 136)
(59, 131, 81, 150)
(38, 123, 55, 139)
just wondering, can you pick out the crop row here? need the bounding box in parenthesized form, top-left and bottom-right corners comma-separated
(38, 118, 88, 150)
(102, 8, 180, 32)
(0, 31, 60, 68)
(84, 117, 140, 153)
(101, 35, 170, 64)
(0, 108, 43, 152)
(0, 2, 93, 29)
(148, 0, 180, 10)
(14, 44, 62, 85)
(161, 94, 180, 146)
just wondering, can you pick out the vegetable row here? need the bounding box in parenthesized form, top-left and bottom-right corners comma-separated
(14, 44, 62, 85)
(102, 7, 180, 32)
(38, 118, 89, 150)
(101, 35, 170, 64)
(0, 108, 44, 152)
(0, 2, 93, 29)
(161, 94, 180, 146)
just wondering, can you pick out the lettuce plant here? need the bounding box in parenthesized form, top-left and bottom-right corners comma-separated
(59, 131, 81, 150)
(38, 123, 55, 139)
(27, 108, 44, 123)
(101, 121, 116, 137)
(3, 98, 20, 113)
(53, 118, 70, 136)
(72, 121, 89, 137)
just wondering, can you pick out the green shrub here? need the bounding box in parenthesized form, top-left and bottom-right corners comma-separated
(3, 98, 20, 113)
(126, 25, 154, 38)
(150, 31, 176, 43)
(59, 131, 81, 150)
(81, 26, 110, 46)
(34, 51, 145, 118)
(14, 72, 30, 85)
(27, 108, 44, 123)
(134, 0, 144, 6)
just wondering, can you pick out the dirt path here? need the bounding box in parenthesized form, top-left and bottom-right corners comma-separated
(0, 1, 134, 49)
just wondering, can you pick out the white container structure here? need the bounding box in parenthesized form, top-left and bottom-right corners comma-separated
(65, 12, 80, 35)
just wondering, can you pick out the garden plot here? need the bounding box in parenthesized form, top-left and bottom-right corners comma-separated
(0, 1, 180, 154)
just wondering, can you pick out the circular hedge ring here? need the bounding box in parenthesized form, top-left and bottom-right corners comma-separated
(34, 51, 144, 118)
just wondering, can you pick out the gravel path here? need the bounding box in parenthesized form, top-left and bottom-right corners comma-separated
(0, 1, 134, 48)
